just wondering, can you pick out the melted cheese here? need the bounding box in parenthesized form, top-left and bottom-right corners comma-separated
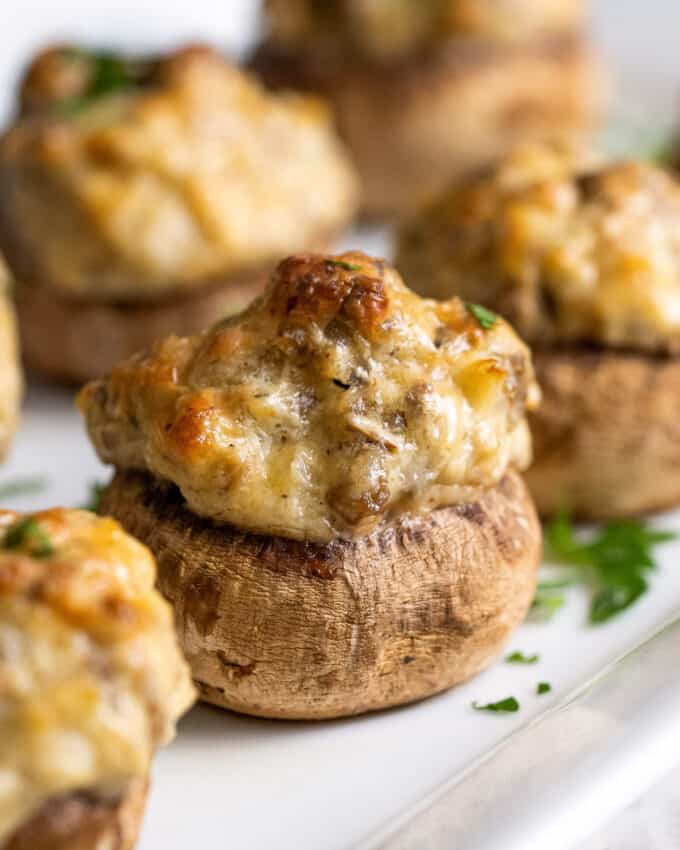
(80, 252, 538, 543)
(0, 47, 358, 300)
(397, 142, 680, 353)
(0, 508, 194, 841)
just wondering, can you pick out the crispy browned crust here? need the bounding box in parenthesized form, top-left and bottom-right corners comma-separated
(527, 348, 680, 519)
(100, 469, 541, 720)
(15, 272, 266, 386)
(5, 777, 148, 850)
(250, 33, 603, 217)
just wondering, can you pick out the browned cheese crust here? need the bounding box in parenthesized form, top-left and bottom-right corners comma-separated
(100, 469, 541, 720)
(5, 777, 147, 850)
(80, 252, 537, 543)
(251, 33, 602, 216)
(527, 349, 680, 520)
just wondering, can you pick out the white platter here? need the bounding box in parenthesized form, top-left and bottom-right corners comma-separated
(4, 224, 680, 850)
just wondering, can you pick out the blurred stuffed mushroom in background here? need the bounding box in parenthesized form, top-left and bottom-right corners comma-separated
(397, 141, 680, 519)
(250, 0, 604, 217)
(0, 44, 358, 384)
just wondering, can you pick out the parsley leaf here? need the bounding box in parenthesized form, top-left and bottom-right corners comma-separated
(0, 476, 48, 501)
(4, 517, 55, 558)
(82, 481, 105, 513)
(472, 696, 519, 714)
(540, 510, 676, 625)
(537, 682, 552, 695)
(327, 259, 362, 272)
(505, 651, 539, 664)
(465, 302, 498, 330)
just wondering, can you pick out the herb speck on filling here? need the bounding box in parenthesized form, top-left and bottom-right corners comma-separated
(4, 517, 55, 558)
(465, 302, 498, 330)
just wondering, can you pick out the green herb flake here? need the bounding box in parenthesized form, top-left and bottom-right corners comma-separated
(472, 696, 520, 714)
(465, 302, 498, 330)
(537, 682, 552, 695)
(4, 517, 55, 558)
(505, 651, 540, 664)
(82, 481, 106, 513)
(0, 476, 48, 502)
(542, 510, 676, 625)
(327, 259, 362, 272)
(530, 588, 566, 622)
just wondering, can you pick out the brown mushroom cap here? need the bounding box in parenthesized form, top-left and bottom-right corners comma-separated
(100, 469, 541, 720)
(15, 267, 267, 386)
(527, 348, 680, 519)
(250, 33, 601, 217)
(5, 778, 147, 850)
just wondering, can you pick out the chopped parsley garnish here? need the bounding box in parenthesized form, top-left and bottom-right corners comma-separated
(327, 259, 362, 272)
(0, 476, 48, 501)
(472, 696, 520, 714)
(55, 49, 148, 115)
(537, 682, 552, 695)
(505, 651, 539, 664)
(465, 302, 498, 330)
(537, 510, 676, 625)
(4, 517, 54, 558)
(82, 481, 106, 513)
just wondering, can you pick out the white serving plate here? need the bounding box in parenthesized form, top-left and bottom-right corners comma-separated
(4, 224, 680, 850)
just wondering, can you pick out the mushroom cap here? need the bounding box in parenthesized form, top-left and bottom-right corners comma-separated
(4, 778, 147, 850)
(527, 347, 680, 518)
(100, 469, 541, 720)
(251, 35, 601, 216)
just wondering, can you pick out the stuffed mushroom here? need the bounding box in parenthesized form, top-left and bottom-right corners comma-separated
(0, 508, 194, 850)
(79, 250, 541, 720)
(397, 142, 680, 519)
(250, 0, 602, 216)
(0, 44, 358, 384)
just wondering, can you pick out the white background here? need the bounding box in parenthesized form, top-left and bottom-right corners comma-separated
(0, 0, 679, 123)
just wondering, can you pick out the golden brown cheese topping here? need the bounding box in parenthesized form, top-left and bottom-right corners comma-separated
(0, 262, 21, 459)
(0, 509, 194, 841)
(79, 252, 538, 543)
(0, 46, 358, 301)
(264, 0, 584, 61)
(397, 142, 680, 354)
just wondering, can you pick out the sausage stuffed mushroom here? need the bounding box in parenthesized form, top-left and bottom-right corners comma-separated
(0, 508, 194, 850)
(397, 142, 680, 519)
(251, 0, 602, 216)
(79, 251, 541, 720)
(0, 45, 358, 384)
